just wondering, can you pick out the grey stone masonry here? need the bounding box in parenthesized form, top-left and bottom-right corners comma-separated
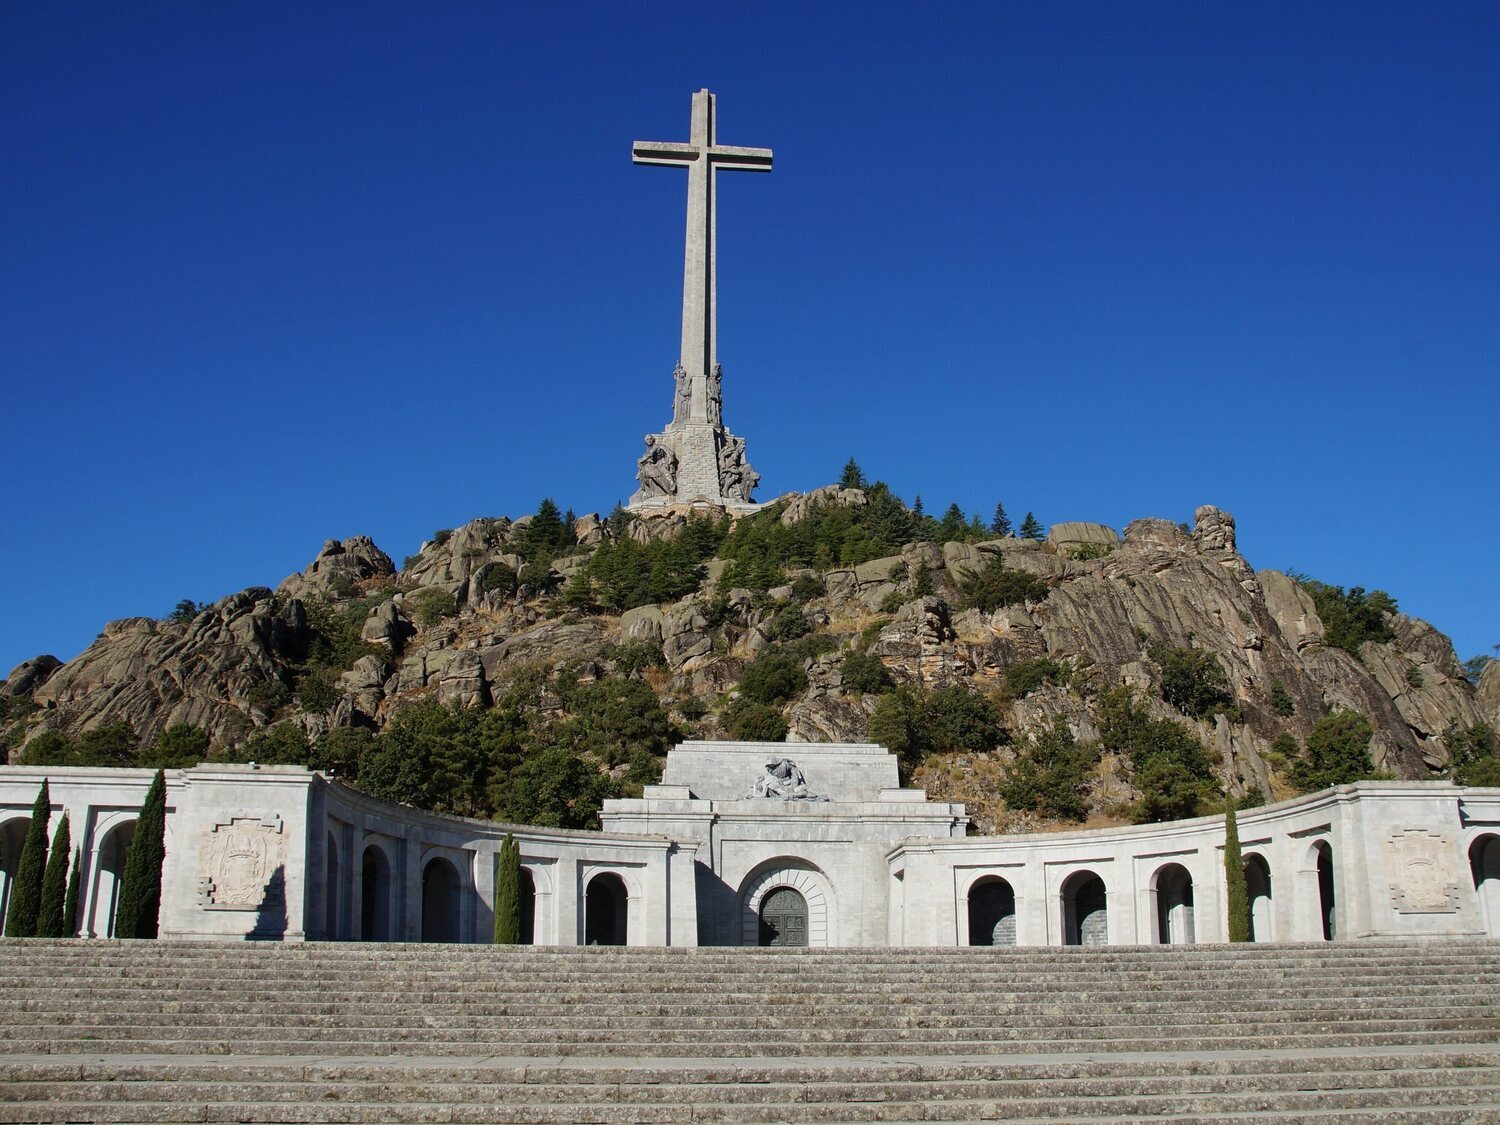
(629, 90, 767, 511)
(2, 940, 1500, 1121)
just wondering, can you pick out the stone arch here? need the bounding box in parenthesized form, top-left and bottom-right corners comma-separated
(360, 841, 395, 942)
(1312, 840, 1336, 941)
(966, 875, 1017, 946)
(1152, 863, 1195, 944)
(1244, 852, 1273, 941)
(584, 871, 628, 946)
(740, 860, 833, 947)
(89, 818, 137, 939)
(324, 831, 342, 941)
(0, 816, 31, 934)
(1470, 834, 1500, 938)
(421, 855, 462, 943)
(1062, 870, 1108, 946)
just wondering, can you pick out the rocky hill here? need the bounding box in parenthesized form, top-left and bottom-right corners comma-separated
(3, 485, 1497, 833)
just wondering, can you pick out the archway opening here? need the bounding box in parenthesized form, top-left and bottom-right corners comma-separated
(1153, 864, 1195, 944)
(967, 877, 1017, 946)
(360, 844, 393, 942)
(1063, 871, 1107, 946)
(91, 820, 136, 938)
(0, 818, 30, 934)
(585, 873, 627, 946)
(1471, 835, 1500, 938)
(518, 866, 536, 945)
(1245, 853, 1272, 942)
(1314, 842, 1335, 941)
(758, 886, 809, 947)
(421, 856, 462, 944)
(324, 832, 341, 941)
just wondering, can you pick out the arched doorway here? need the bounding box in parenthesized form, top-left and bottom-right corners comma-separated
(1063, 871, 1107, 946)
(968, 877, 1017, 946)
(421, 856, 462, 943)
(360, 844, 393, 942)
(1314, 842, 1336, 940)
(1245, 853, 1273, 941)
(1154, 864, 1195, 944)
(90, 820, 136, 938)
(758, 886, 808, 947)
(324, 832, 341, 941)
(1471, 835, 1500, 937)
(518, 867, 536, 945)
(585, 873, 627, 946)
(0, 818, 30, 934)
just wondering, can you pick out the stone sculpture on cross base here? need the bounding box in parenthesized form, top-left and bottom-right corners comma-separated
(628, 89, 768, 511)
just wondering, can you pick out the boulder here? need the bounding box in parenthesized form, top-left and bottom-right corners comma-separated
(437, 650, 489, 709)
(778, 485, 867, 526)
(1047, 522, 1121, 550)
(278, 537, 395, 600)
(1192, 506, 1238, 554)
(1258, 571, 1325, 653)
(2, 655, 62, 698)
(1124, 518, 1188, 549)
(360, 601, 413, 654)
(620, 605, 666, 643)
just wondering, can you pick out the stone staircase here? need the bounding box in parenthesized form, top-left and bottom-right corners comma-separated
(2, 938, 1499, 1122)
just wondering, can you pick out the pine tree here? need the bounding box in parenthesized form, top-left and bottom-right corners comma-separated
(1224, 799, 1251, 942)
(839, 458, 867, 490)
(115, 770, 167, 939)
(1019, 512, 1045, 541)
(62, 847, 82, 939)
(37, 814, 71, 938)
(991, 502, 1012, 537)
(4, 781, 51, 937)
(493, 833, 521, 944)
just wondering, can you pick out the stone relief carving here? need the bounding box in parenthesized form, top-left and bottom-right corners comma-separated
(706, 364, 723, 427)
(672, 363, 691, 425)
(635, 434, 678, 500)
(197, 815, 283, 910)
(753, 757, 826, 801)
(719, 433, 759, 504)
(1385, 827, 1460, 913)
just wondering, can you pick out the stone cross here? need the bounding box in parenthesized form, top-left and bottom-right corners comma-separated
(633, 90, 772, 427)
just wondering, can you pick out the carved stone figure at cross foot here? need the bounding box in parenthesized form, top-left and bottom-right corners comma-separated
(636, 436, 677, 500)
(628, 90, 767, 510)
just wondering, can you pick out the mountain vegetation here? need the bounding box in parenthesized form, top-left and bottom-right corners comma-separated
(2, 469, 1496, 834)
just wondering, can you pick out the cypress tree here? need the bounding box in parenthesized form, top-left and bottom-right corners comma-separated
(493, 833, 521, 944)
(1224, 798, 1251, 942)
(62, 846, 83, 939)
(37, 814, 72, 938)
(4, 781, 51, 938)
(115, 770, 167, 939)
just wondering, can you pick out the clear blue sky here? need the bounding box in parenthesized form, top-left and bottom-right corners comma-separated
(2, 2, 1496, 675)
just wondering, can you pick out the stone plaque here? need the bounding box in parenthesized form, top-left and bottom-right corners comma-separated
(1385, 827, 1460, 914)
(197, 815, 284, 910)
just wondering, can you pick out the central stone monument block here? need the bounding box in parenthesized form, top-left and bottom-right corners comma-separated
(629, 89, 769, 510)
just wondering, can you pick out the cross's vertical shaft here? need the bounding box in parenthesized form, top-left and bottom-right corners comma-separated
(630, 90, 771, 508)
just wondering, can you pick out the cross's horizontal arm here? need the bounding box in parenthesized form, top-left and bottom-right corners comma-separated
(708, 145, 773, 172)
(633, 141, 698, 167)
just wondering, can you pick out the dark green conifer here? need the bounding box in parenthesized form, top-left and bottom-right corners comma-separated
(115, 770, 167, 939)
(37, 814, 72, 938)
(991, 502, 1013, 537)
(4, 781, 51, 937)
(1224, 799, 1251, 942)
(1019, 512, 1045, 541)
(62, 846, 82, 939)
(493, 834, 521, 944)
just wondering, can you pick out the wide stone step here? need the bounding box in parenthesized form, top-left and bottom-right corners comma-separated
(6, 1005, 1495, 1037)
(3, 1086, 1499, 1123)
(13, 992, 1489, 1019)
